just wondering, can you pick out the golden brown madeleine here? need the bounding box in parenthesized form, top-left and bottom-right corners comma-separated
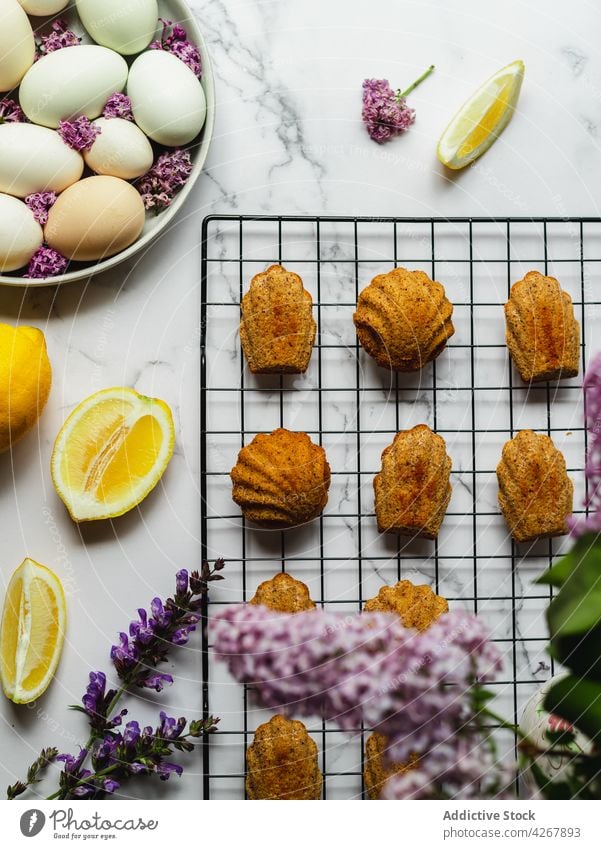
(249, 572, 316, 613)
(497, 429, 573, 542)
(246, 714, 322, 800)
(240, 264, 316, 374)
(230, 428, 330, 527)
(505, 271, 580, 383)
(353, 267, 454, 372)
(364, 579, 448, 630)
(373, 424, 452, 539)
(364, 732, 419, 800)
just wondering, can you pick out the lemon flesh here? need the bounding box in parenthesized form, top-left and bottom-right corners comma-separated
(437, 60, 525, 170)
(0, 558, 66, 705)
(0, 323, 52, 454)
(51, 387, 175, 522)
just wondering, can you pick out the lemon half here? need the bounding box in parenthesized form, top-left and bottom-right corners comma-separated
(437, 60, 525, 170)
(0, 558, 66, 705)
(51, 387, 175, 522)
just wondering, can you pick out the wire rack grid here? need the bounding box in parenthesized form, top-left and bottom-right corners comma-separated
(200, 214, 600, 801)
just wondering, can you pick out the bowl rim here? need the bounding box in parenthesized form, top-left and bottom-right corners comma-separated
(0, 2, 215, 288)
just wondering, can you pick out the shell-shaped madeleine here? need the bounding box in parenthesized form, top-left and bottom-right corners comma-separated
(364, 579, 448, 630)
(373, 424, 452, 539)
(246, 715, 322, 800)
(230, 428, 330, 527)
(505, 271, 580, 383)
(354, 268, 455, 372)
(364, 733, 418, 800)
(249, 572, 315, 613)
(497, 430, 573, 542)
(240, 264, 316, 374)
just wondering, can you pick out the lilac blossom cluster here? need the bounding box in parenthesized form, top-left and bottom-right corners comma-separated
(25, 247, 68, 279)
(102, 93, 134, 121)
(150, 19, 202, 78)
(137, 149, 193, 212)
(36, 20, 81, 58)
(25, 192, 57, 226)
(362, 78, 415, 143)
(58, 117, 101, 152)
(0, 97, 25, 123)
(213, 604, 511, 799)
(569, 352, 601, 534)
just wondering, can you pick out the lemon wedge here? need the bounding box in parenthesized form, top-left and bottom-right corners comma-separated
(437, 60, 525, 170)
(0, 558, 66, 705)
(51, 387, 175, 522)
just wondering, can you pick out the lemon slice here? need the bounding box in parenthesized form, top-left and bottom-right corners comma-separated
(51, 387, 175, 522)
(437, 60, 525, 170)
(0, 558, 66, 705)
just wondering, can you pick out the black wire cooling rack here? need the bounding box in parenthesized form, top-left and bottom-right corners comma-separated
(200, 214, 600, 801)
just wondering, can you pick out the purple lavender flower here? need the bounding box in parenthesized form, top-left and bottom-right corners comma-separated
(56, 749, 95, 798)
(213, 604, 507, 798)
(24, 192, 57, 226)
(149, 18, 202, 78)
(362, 79, 415, 144)
(103, 93, 134, 122)
(0, 97, 25, 124)
(25, 247, 68, 279)
(568, 352, 601, 535)
(137, 149, 193, 213)
(58, 116, 101, 152)
(80, 671, 127, 733)
(37, 20, 81, 58)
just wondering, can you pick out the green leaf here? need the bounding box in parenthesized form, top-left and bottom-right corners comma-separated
(543, 675, 601, 743)
(545, 728, 576, 747)
(528, 761, 573, 799)
(537, 534, 601, 587)
(551, 627, 601, 681)
(546, 538, 601, 637)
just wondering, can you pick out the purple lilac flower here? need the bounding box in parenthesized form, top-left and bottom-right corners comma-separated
(103, 93, 133, 121)
(25, 247, 68, 279)
(0, 97, 25, 124)
(150, 18, 202, 78)
(137, 149, 193, 213)
(569, 352, 601, 535)
(58, 116, 101, 152)
(80, 671, 127, 733)
(37, 20, 81, 58)
(24, 192, 57, 226)
(213, 604, 508, 798)
(362, 79, 415, 144)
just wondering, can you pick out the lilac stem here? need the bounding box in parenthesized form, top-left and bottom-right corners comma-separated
(398, 64, 435, 99)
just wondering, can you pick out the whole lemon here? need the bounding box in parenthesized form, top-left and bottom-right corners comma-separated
(0, 323, 52, 454)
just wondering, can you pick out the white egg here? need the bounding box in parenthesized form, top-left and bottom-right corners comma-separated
(128, 50, 206, 147)
(84, 118, 154, 180)
(17, 0, 69, 14)
(76, 0, 158, 56)
(0, 193, 43, 272)
(19, 45, 128, 128)
(0, 0, 35, 92)
(0, 124, 84, 197)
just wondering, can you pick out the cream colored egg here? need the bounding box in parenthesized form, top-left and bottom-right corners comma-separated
(76, 0, 158, 56)
(17, 0, 69, 14)
(0, 0, 35, 92)
(84, 118, 154, 181)
(0, 193, 43, 272)
(45, 176, 145, 261)
(128, 50, 206, 147)
(0, 124, 84, 198)
(19, 45, 128, 128)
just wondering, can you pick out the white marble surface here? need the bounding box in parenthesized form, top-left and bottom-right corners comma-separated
(2, 0, 601, 801)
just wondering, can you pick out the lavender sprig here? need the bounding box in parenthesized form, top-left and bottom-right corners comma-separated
(7, 748, 58, 800)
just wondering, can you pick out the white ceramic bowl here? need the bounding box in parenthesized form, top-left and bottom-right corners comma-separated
(0, 0, 214, 287)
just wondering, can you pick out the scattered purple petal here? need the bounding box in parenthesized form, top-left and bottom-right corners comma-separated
(137, 149, 193, 213)
(362, 78, 415, 144)
(58, 116, 101, 152)
(149, 18, 202, 78)
(0, 98, 25, 124)
(102, 92, 133, 122)
(25, 247, 68, 279)
(568, 351, 601, 535)
(25, 192, 57, 226)
(36, 20, 81, 59)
